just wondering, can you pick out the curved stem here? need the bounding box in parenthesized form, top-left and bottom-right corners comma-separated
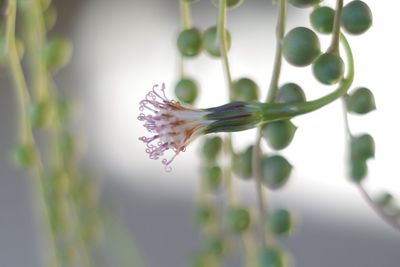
(357, 184, 400, 232)
(260, 33, 354, 121)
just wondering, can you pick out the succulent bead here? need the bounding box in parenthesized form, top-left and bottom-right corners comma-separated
(228, 207, 251, 233)
(277, 83, 306, 104)
(262, 155, 292, 190)
(351, 134, 375, 161)
(13, 143, 35, 168)
(203, 165, 222, 191)
(29, 101, 50, 128)
(43, 36, 72, 72)
(349, 158, 368, 183)
(259, 247, 285, 267)
(283, 27, 320, 67)
(177, 28, 202, 57)
(310, 6, 335, 34)
(341, 0, 373, 35)
(210, 0, 243, 8)
(233, 145, 254, 180)
(232, 78, 259, 101)
(346, 87, 376, 114)
(288, 0, 322, 8)
(312, 53, 345, 85)
(174, 78, 199, 105)
(203, 26, 231, 57)
(262, 120, 297, 150)
(202, 136, 223, 162)
(267, 209, 292, 235)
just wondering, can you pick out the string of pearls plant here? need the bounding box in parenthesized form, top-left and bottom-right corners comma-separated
(138, 0, 400, 266)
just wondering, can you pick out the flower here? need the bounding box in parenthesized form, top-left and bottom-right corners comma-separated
(138, 83, 266, 171)
(138, 83, 211, 171)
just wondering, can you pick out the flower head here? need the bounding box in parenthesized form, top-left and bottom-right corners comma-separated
(138, 83, 264, 171)
(138, 83, 211, 171)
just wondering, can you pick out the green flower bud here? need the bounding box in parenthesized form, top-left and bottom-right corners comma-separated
(349, 158, 367, 183)
(203, 26, 231, 57)
(233, 145, 253, 180)
(203, 165, 222, 191)
(202, 136, 223, 162)
(312, 53, 345, 85)
(174, 78, 199, 105)
(210, 0, 243, 8)
(346, 87, 376, 114)
(277, 83, 306, 104)
(341, 0, 372, 35)
(351, 134, 375, 161)
(177, 28, 202, 57)
(289, 0, 322, 8)
(29, 101, 51, 128)
(262, 155, 292, 190)
(259, 247, 285, 267)
(228, 207, 251, 233)
(310, 6, 335, 34)
(267, 209, 292, 235)
(13, 143, 35, 168)
(262, 120, 297, 150)
(43, 36, 72, 73)
(232, 78, 259, 102)
(283, 27, 320, 67)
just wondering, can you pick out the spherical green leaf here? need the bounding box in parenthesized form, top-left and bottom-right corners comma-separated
(228, 207, 251, 233)
(277, 83, 306, 104)
(351, 134, 375, 161)
(262, 155, 292, 190)
(29, 101, 51, 128)
(346, 87, 376, 114)
(232, 78, 259, 101)
(283, 27, 320, 67)
(13, 143, 35, 168)
(203, 26, 231, 57)
(175, 78, 199, 104)
(195, 205, 215, 225)
(341, 0, 373, 35)
(267, 209, 293, 235)
(203, 165, 222, 191)
(312, 53, 345, 85)
(233, 145, 254, 180)
(210, 0, 243, 8)
(310, 6, 335, 34)
(202, 136, 223, 162)
(177, 28, 202, 57)
(349, 158, 368, 183)
(262, 120, 297, 150)
(259, 247, 285, 267)
(43, 36, 72, 73)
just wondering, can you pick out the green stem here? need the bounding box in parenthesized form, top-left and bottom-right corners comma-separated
(253, 0, 287, 248)
(328, 0, 343, 54)
(180, 0, 192, 30)
(5, 1, 60, 266)
(218, 0, 233, 100)
(5, 0, 31, 143)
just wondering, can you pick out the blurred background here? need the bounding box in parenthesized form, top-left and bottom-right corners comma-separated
(1, 0, 400, 266)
